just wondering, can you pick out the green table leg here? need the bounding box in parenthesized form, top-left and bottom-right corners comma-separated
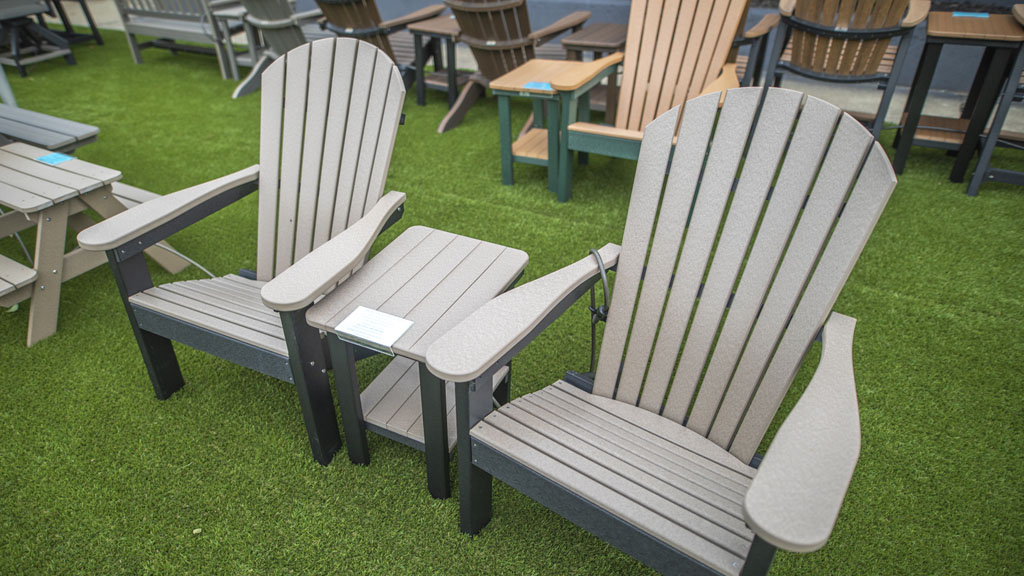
(546, 98, 560, 194)
(499, 94, 513, 186)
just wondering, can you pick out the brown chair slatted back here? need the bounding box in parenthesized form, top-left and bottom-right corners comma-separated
(446, 0, 535, 81)
(790, 0, 910, 77)
(316, 0, 397, 61)
(591, 87, 895, 463)
(256, 38, 406, 281)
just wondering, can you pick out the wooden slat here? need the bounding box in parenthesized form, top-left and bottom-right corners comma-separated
(363, 67, 404, 224)
(177, 278, 280, 322)
(511, 127, 548, 159)
(0, 179, 50, 212)
(706, 114, 872, 452)
(687, 96, 841, 437)
(331, 41, 377, 235)
(256, 55, 285, 281)
(624, 0, 665, 129)
(0, 253, 36, 291)
(378, 235, 480, 316)
(729, 143, 894, 462)
(0, 148, 101, 192)
(160, 282, 280, 327)
(346, 49, 393, 225)
(591, 106, 679, 399)
(0, 164, 79, 205)
(274, 42, 312, 277)
(664, 90, 802, 426)
(639, 0, 681, 128)
(293, 39, 335, 262)
(2, 142, 118, 184)
(144, 285, 285, 340)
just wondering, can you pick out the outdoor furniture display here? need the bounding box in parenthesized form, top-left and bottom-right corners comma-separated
(0, 142, 190, 346)
(316, 0, 446, 87)
(439, 0, 590, 133)
(764, 0, 929, 140)
(40, 0, 104, 46)
(966, 5, 1024, 196)
(77, 38, 408, 466)
(231, 0, 322, 98)
(560, 22, 627, 124)
(298, 226, 527, 498)
(210, 2, 261, 82)
(113, 0, 239, 79)
(408, 14, 468, 108)
(426, 87, 896, 574)
(893, 10, 1024, 181)
(0, 0, 76, 77)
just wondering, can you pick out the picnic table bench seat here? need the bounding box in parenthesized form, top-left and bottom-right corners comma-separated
(0, 253, 36, 299)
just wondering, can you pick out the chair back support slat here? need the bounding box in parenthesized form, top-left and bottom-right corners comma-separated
(317, 0, 395, 60)
(447, 0, 535, 81)
(616, 0, 747, 132)
(256, 39, 405, 280)
(119, 0, 205, 18)
(592, 87, 895, 460)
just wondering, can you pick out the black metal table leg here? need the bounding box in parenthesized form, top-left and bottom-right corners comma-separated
(328, 335, 370, 465)
(446, 38, 457, 108)
(951, 47, 1013, 182)
(413, 31, 426, 106)
(419, 362, 450, 499)
(894, 40, 943, 174)
(281, 308, 341, 466)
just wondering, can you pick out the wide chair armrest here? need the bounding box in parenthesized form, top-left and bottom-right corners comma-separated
(779, 0, 795, 17)
(744, 12, 780, 39)
(379, 4, 447, 30)
(77, 165, 260, 252)
(550, 52, 624, 92)
(529, 10, 591, 46)
(260, 191, 406, 312)
(426, 243, 620, 382)
(902, 0, 930, 28)
(743, 312, 861, 553)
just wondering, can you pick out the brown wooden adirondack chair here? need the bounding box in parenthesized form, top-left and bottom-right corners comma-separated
(78, 38, 408, 466)
(439, 0, 591, 133)
(316, 0, 446, 86)
(426, 86, 896, 574)
(764, 0, 930, 139)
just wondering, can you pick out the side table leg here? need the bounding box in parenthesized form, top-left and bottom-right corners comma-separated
(446, 38, 457, 109)
(546, 98, 560, 195)
(329, 335, 370, 465)
(281, 308, 341, 466)
(499, 94, 514, 186)
(951, 47, 1012, 183)
(966, 47, 1024, 196)
(894, 41, 942, 174)
(419, 362, 451, 499)
(414, 32, 426, 106)
(26, 203, 70, 346)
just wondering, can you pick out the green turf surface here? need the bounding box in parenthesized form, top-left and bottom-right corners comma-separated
(1, 34, 1022, 575)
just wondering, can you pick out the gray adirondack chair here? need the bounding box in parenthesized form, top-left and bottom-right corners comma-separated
(78, 38, 408, 466)
(232, 0, 322, 98)
(425, 87, 896, 575)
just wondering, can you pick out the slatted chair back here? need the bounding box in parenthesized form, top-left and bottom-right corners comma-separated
(316, 0, 397, 62)
(591, 87, 895, 464)
(255, 38, 406, 281)
(117, 0, 208, 19)
(787, 0, 911, 78)
(446, 0, 536, 82)
(239, 0, 308, 58)
(614, 0, 748, 132)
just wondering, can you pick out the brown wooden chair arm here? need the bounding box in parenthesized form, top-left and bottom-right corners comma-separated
(77, 165, 260, 252)
(426, 243, 620, 383)
(745, 12, 780, 38)
(902, 0, 930, 28)
(529, 10, 591, 46)
(549, 52, 624, 91)
(379, 4, 447, 31)
(743, 312, 861, 553)
(1015, 4, 1024, 27)
(261, 191, 405, 312)
(697, 64, 740, 102)
(779, 0, 795, 17)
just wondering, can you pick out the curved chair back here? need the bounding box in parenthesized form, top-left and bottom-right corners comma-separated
(316, 0, 397, 61)
(446, 0, 535, 81)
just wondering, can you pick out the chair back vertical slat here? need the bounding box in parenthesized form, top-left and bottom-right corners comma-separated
(447, 0, 535, 82)
(345, 52, 399, 225)
(256, 57, 286, 281)
(331, 42, 379, 236)
(657, 90, 802, 419)
(312, 38, 358, 248)
(823, 0, 854, 73)
(591, 105, 681, 399)
(649, 0, 694, 118)
(615, 0, 649, 125)
(317, 0, 395, 60)
(685, 96, 842, 435)
(624, 0, 665, 128)
(292, 40, 336, 263)
(704, 114, 873, 448)
(607, 93, 718, 409)
(273, 43, 312, 277)
(727, 143, 895, 462)
(856, 0, 909, 76)
(364, 70, 406, 220)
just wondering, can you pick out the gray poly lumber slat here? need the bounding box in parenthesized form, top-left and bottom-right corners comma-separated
(0, 104, 98, 139)
(144, 286, 285, 340)
(274, 43, 312, 277)
(364, 67, 405, 223)
(592, 106, 680, 399)
(486, 408, 753, 556)
(0, 148, 102, 192)
(643, 88, 760, 420)
(0, 180, 51, 212)
(687, 95, 842, 437)
(130, 293, 288, 356)
(0, 117, 75, 149)
(729, 143, 894, 463)
(159, 282, 283, 331)
(2, 142, 118, 184)
(0, 253, 37, 289)
(364, 356, 421, 434)
(361, 355, 418, 415)
(379, 235, 480, 317)
(666, 90, 802, 424)
(256, 56, 285, 281)
(332, 42, 378, 235)
(181, 280, 280, 321)
(346, 50, 392, 225)
(312, 38, 358, 249)
(707, 114, 873, 452)
(305, 225, 432, 330)
(471, 421, 748, 576)
(293, 39, 336, 262)
(0, 164, 79, 204)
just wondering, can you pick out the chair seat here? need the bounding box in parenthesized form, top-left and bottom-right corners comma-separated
(471, 379, 757, 576)
(129, 274, 287, 356)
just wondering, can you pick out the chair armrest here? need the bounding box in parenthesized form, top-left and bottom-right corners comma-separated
(779, 0, 795, 17)
(902, 0, 930, 28)
(260, 191, 406, 312)
(426, 243, 620, 382)
(744, 12, 780, 38)
(1015, 4, 1024, 27)
(77, 165, 260, 252)
(379, 4, 446, 30)
(550, 53, 624, 91)
(529, 11, 591, 46)
(743, 312, 861, 553)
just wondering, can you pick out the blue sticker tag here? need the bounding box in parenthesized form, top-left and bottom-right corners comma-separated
(952, 11, 989, 18)
(523, 81, 553, 91)
(36, 153, 74, 165)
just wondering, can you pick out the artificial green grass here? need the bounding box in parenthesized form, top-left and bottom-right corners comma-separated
(1, 33, 1022, 575)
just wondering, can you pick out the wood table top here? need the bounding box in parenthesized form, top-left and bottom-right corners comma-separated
(0, 142, 120, 214)
(561, 22, 628, 51)
(927, 11, 1024, 42)
(490, 58, 590, 94)
(407, 14, 461, 38)
(307, 226, 528, 362)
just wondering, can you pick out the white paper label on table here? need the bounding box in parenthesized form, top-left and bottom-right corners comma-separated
(334, 306, 413, 356)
